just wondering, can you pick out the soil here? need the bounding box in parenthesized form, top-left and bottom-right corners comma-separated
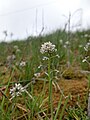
(34, 78, 88, 106)
(0, 65, 89, 119)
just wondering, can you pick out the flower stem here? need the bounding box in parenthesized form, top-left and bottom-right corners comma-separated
(48, 58, 53, 119)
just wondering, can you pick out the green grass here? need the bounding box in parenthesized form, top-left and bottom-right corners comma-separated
(0, 29, 90, 119)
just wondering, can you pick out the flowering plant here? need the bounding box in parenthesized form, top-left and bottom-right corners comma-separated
(10, 83, 25, 100)
(40, 41, 57, 54)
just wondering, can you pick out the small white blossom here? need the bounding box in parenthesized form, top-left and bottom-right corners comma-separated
(42, 56, 49, 61)
(63, 45, 67, 48)
(54, 69, 59, 73)
(65, 41, 70, 45)
(38, 64, 42, 69)
(84, 41, 90, 51)
(19, 61, 26, 67)
(79, 45, 83, 48)
(14, 45, 18, 50)
(56, 54, 60, 58)
(63, 41, 70, 48)
(34, 73, 41, 78)
(59, 39, 63, 44)
(82, 56, 89, 63)
(87, 42, 90, 46)
(84, 34, 88, 38)
(84, 47, 88, 51)
(10, 83, 25, 99)
(40, 41, 57, 54)
(16, 48, 21, 53)
(82, 59, 87, 63)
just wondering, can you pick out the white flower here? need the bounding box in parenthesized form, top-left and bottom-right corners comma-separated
(79, 45, 83, 48)
(56, 54, 60, 58)
(82, 56, 89, 63)
(65, 41, 70, 45)
(16, 48, 21, 53)
(40, 41, 57, 54)
(82, 59, 86, 63)
(87, 42, 90, 46)
(84, 47, 88, 51)
(42, 56, 49, 60)
(10, 83, 25, 99)
(84, 41, 90, 51)
(63, 45, 67, 48)
(19, 61, 26, 67)
(54, 69, 59, 73)
(34, 73, 41, 78)
(59, 39, 63, 44)
(38, 64, 42, 69)
(84, 34, 88, 38)
(14, 45, 18, 50)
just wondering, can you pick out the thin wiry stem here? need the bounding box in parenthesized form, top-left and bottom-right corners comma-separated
(48, 58, 53, 119)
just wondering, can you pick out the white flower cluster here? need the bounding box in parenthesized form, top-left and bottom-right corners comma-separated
(40, 41, 57, 54)
(10, 83, 25, 99)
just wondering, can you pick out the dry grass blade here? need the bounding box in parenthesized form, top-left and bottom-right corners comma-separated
(54, 81, 66, 98)
(39, 97, 48, 108)
(16, 103, 30, 113)
(15, 112, 30, 120)
(37, 113, 44, 120)
(52, 81, 57, 92)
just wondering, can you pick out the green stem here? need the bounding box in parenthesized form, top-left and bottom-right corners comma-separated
(48, 58, 53, 119)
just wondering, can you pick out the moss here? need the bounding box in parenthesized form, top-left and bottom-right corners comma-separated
(62, 67, 86, 79)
